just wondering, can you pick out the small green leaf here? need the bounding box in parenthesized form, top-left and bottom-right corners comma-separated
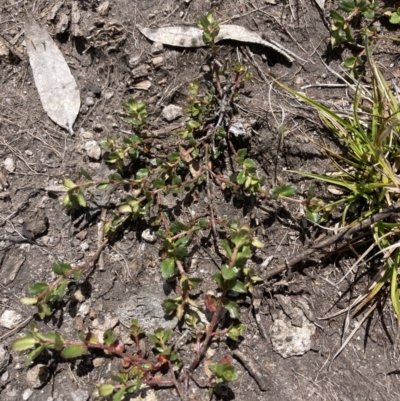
(112, 388, 126, 401)
(98, 384, 115, 397)
(269, 183, 297, 199)
(219, 239, 232, 257)
(237, 171, 246, 185)
(161, 258, 175, 278)
(61, 346, 85, 359)
(52, 262, 72, 276)
(222, 299, 240, 319)
(76, 192, 87, 207)
(152, 178, 165, 189)
(104, 329, 117, 346)
(80, 168, 93, 180)
(198, 218, 208, 229)
(55, 279, 68, 299)
(63, 178, 76, 190)
(338, 1, 355, 12)
(136, 168, 149, 180)
(28, 283, 49, 296)
(221, 266, 237, 280)
(38, 303, 52, 319)
(11, 336, 37, 352)
(390, 12, 400, 24)
(21, 297, 38, 305)
(54, 332, 65, 351)
(96, 183, 109, 190)
(167, 152, 181, 162)
(25, 345, 46, 366)
(230, 279, 247, 293)
(212, 273, 224, 289)
(243, 158, 256, 173)
(363, 10, 374, 19)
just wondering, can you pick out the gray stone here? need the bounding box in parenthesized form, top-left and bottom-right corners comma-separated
(22, 388, 33, 400)
(84, 140, 101, 160)
(150, 42, 163, 54)
(86, 97, 95, 107)
(141, 229, 157, 243)
(117, 285, 178, 332)
(269, 315, 315, 358)
(26, 364, 49, 388)
(3, 157, 15, 173)
(162, 105, 183, 122)
(0, 310, 23, 329)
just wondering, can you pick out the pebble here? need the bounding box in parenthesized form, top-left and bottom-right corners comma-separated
(81, 131, 93, 139)
(86, 96, 95, 107)
(84, 140, 101, 160)
(22, 389, 33, 400)
(3, 157, 15, 173)
(80, 242, 90, 251)
(151, 56, 163, 68)
(134, 80, 152, 91)
(150, 42, 163, 54)
(26, 364, 49, 388)
(104, 90, 114, 100)
(0, 310, 23, 329)
(162, 104, 183, 122)
(141, 229, 157, 243)
(25, 150, 33, 157)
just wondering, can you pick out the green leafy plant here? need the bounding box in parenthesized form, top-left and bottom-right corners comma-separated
(11, 10, 276, 399)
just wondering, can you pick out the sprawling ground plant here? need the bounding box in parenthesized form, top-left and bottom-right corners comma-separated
(12, 11, 270, 400)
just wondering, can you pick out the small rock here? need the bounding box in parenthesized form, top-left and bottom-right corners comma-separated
(86, 97, 95, 107)
(72, 290, 86, 303)
(22, 213, 48, 238)
(0, 343, 10, 372)
(22, 388, 33, 400)
(71, 388, 90, 401)
(3, 158, 15, 173)
(0, 310, 23, 329)
(77, 301, 90, 316)
(92, 357, 104, 368)
(229, 122, 246, 137)
(150, 42, 163, 55)
(269, 318, 315, 358)
(80, 242, 90, 251)
(1, 371, 9, 382)
(134, 80, 152, 91)
(91, 313, 119, 331)
(131, 64, 148, 79)
(141, 229, 157, 243)
(104, 90, 114, 100)
(162, 105, 183, 122)
(202, 64, 210, 73)
(25, 150, 33, 157)
(151, 56, 163, 68)
(1, 250, 25, 285)
(81, 131, 93, 139)
(84, 140, 101, 160)
(97, 1, 110, 16)
(26, 364, 49, 388)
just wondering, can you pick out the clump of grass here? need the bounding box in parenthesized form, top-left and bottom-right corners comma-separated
(277, 39, 400, 345)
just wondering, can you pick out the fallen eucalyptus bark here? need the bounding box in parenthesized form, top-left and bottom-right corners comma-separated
(138, 24, 308, 63)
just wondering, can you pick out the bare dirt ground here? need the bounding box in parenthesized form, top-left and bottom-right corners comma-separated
(1, 1, 400, 400)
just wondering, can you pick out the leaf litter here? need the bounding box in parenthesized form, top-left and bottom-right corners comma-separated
(138, 24, 308, 63)
(25, 19, 80, 134)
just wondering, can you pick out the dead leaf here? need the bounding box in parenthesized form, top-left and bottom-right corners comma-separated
(138, 24, 300, 63)
(25, 19, 80, 134)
